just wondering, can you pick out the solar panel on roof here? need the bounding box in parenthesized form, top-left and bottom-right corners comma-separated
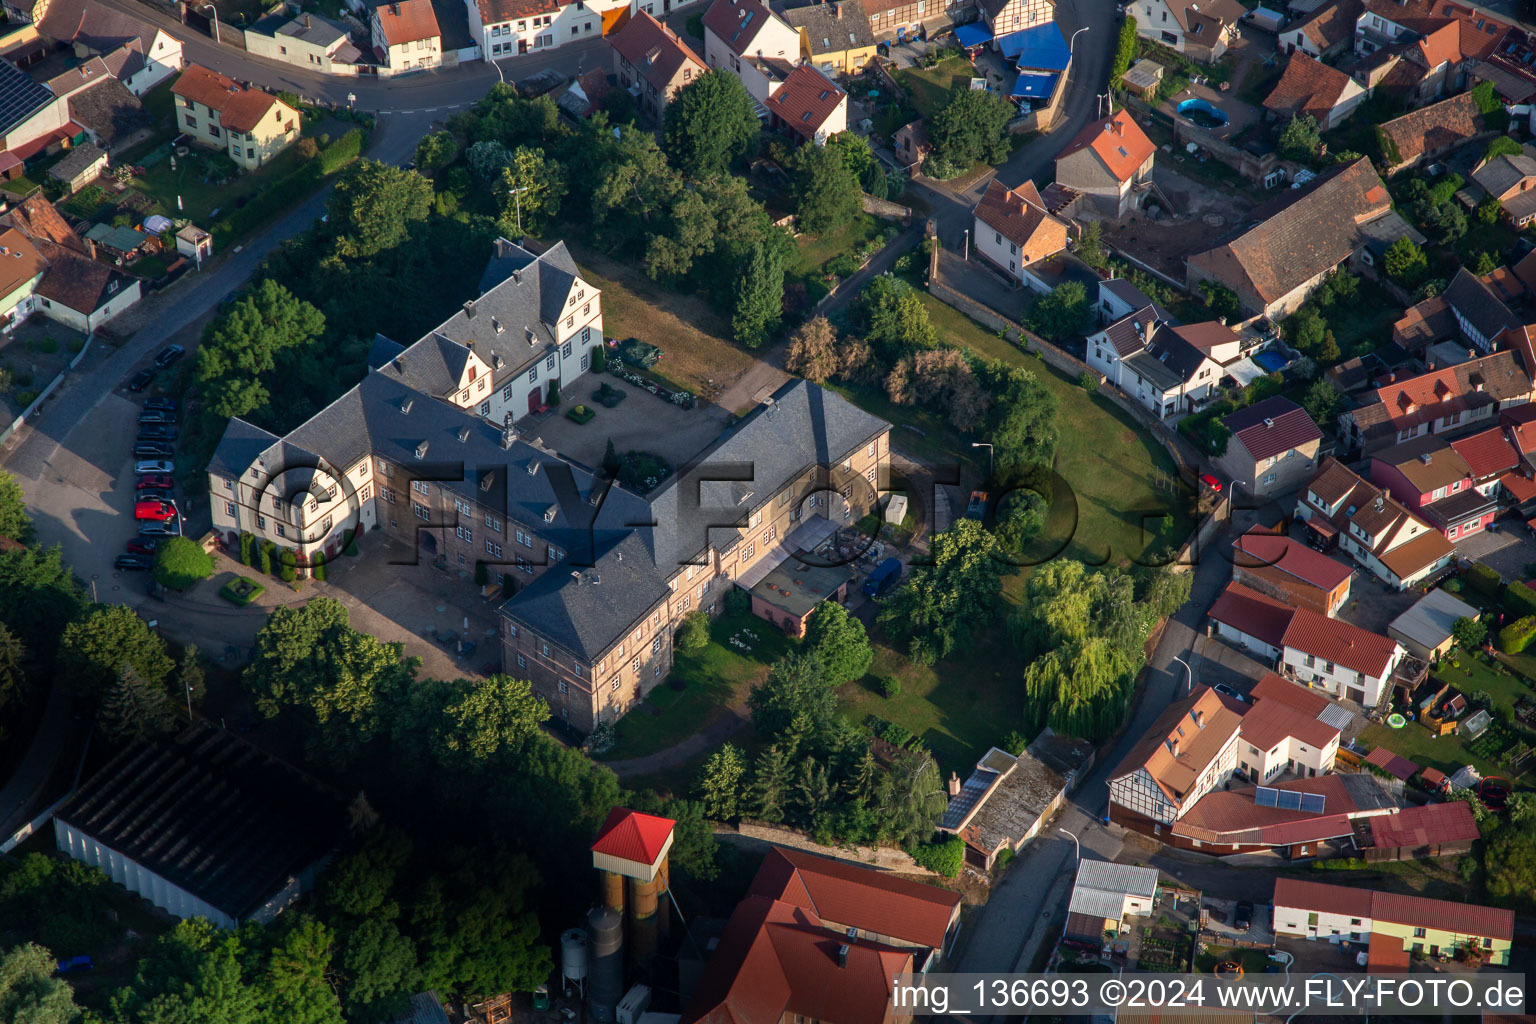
(1299, 792, 1327, 814)
(1277, 790, 1303, 811)
(1255, 786, 1279, 807)
(0, 61, 55, 139)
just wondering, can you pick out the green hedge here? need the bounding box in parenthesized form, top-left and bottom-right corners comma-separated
(1500, 615, 1536, 654)
(319, 129, 364, 175)
(219, 576, 266, 606)
(215, 161, 321, 246)
(1466, 562, 1503, 598)
(909, 834, 965, 878)
(1507, 580, 1536, 620)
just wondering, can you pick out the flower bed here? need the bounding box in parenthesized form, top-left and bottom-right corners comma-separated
(219, 576, 266, 606)
(566, 403, 596, 424)
(609, 360, 695, 409)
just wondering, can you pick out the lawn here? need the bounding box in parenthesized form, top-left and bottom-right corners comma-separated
(839, 633, 1021, 771)
(1359, 649, 1536, 789)
(1195, 945, 1274, 974)
(913, 290, 1195, 565)
(597, 610, 798, 762)
(0, 174, 39, 198)
(786, 214, 883, 283)
(896, 56, 976, 122)
(125, 143, 311, 223)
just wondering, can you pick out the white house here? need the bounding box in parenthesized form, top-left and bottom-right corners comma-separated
(371, 0, 442, 71)
(1134, 0, 1246, 59)
(1067, 860, 1160, 930)
(36, 0, 183, 96)
(1207, 580, 1295, 662)
(467, 0, 607, 58)
(702, 0, 805, 103)
(1086, 313, 1236, 419)
(1280, 605, 1405, 707)
(1237, 673, 1343, 782)
(972, 179, 1070, 292)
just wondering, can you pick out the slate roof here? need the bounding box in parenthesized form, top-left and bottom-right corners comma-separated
(974, 178, 1065, 252)
(1377, 92, 1482, 166)
(55, 722, 343, 920)
(37, 0, 161, 53)
(607, 11, 706, 94)
(1223, 396, 1322, 461)
(373, 0, 440, 46)
(1188, 159, 1397, 306)
(1055, 109, 1155, 183)
(764, 64, 845, 139)
(784, 0, 875, 54)
(0, 57, 58, 139)
(1264, 52, 1355, 122)
(1442, 266, 1520, 341)
(1099, 277, 1158, 311)
(1098, 305, 1162, 358)
(276, 12, 351, 47)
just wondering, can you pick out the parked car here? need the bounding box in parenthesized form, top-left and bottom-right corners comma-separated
(132, 441, 175, 458)
(138, 425, 178, 442)
(1234, 902, 1254, 931)
(154, 344, 184, 369)
(135, 460, 174, 474)
(143, 397, 178, 411)
(56, 955, 93, 974)
(1200, 473, 1223, 492)
(134, 500, 177, 521)
(113, 554, 153, 572)
(136, 474, 174, 490)
(127, 368, 156, 392)
(135, 488, 173, 503)
(139, 409, 175, 425)
(138, 521, 181, 538)
(1213, 683, 1245, 703)
(126, 537, 165, 555)
(862, 556, 902, 597)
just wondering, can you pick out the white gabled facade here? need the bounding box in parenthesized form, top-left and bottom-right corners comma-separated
(1279, 642, 1404, 707)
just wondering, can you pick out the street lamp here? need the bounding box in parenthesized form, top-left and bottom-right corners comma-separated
(505, 182, 532, 235)
(201, 4, 221, 45)
(971, 441, 993, 477)
(1171, 654, 1193, 694)
(1068, 25, 1090, 61)
(1057, 827, 1080, 865)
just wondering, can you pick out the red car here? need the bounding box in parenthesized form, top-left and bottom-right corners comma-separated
(1200, 473, 1223, 492)
(137, 474, 173, 490)
(134, 500, 177, 521)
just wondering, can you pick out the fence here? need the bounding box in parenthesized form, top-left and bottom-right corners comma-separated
(0, 331, 95, 448)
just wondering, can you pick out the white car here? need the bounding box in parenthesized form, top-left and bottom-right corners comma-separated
(134, 459, 175, 474)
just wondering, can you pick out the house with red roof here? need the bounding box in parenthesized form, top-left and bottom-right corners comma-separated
(1263, 51, 1366, 130)
(702, 0, 805, 103)
(1052, 109, 1156, 217)
(1374, 91, 1485, 175)
(1231, 527, 1353, 615)
(1280, 604, 1412, 708)
(607, 11, 706, 122)
(1368, 434, 1498, 541)
(1295, 459, 1458, 590)
(683, 847, 961, 1024)
(1107, 686, 1248, 831)
(1084, 311, 1239, 420)
(1169, 771, 1396, 856)
(1363, 799, 1480, 860)
(1274, 877, 1513, 964)
(764, 64, 847, 144)
(1214, 395, 1323, 498)
(972, 178, 1070, 291)
(370, 0, 440, 71)
(1240, 672, 1344, 781)
(1209, 580, 1297, 660)
(1448, 425, 1521, 493)
(170, 64, 298, 171)
(1338, 350, 1533, 455)
(1278, 0, 1362, 60)
(1351, 0, 1506, 104)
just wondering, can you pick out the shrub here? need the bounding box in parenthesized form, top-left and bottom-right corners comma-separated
(258, 541, 274, 576)
(1499, 615, 1536, 653)
(547, 379, 561, 406)
(15, 389, 38, 408)
(725, 586, 750, 616)
(295, 136, 320, 160)
(1507, 580, 1536, 619)
(344, 532, 359, 557)
(319, 129, 364, 175)
(1443, 577, 1463, 593)
(909, 834, 965, 878)
(219, 576, 265, 606)
(239, 532, 254, 566)
(153, 536, 215, 590)
(1078, 371, 1099, 391)
(1465, 562, 1503, 598)
(37, 336, 56, 354)
(279, 560, 296, 584)
(676, 610, 711, 652)
(591, 343, 607, 374)
(879, 675, 902, 698)
(312, 562, 326, 582)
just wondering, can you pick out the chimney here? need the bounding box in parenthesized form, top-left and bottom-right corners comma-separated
(836, 944, 850, 968)
(464, 300, 476, 319)
(1142, 318, 1156, 345)
(391, 2, 400, 14)
(1263, 417, 1274, 428)
(947, 772, 961, 797)
(835, 1, 843, 17)
(305, 13, 311, 27)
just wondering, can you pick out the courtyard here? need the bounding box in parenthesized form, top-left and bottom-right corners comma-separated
(527, 371, 729, 474)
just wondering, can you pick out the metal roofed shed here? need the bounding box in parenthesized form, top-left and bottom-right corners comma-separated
(53, 721, 344, 930)
(46, 141, 107, 194)
(953, 22, 992, 48)
(1068, 860, 1160, 922)
(1387, 587, 1481, 661)
(1121, 58, 1164, 98)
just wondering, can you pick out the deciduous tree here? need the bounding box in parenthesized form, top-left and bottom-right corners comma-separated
(662, 70, 761, 177)
(0, 943, 84, 1024)
(498, 147, 566, 235)
(60, 604, 174, 703)
(327, 161, 433, 259)
(1025, 280, 1092, 341)
(878, 519, 1002, 665)
(804, 602, 873, 684)
(928, 89, 1012, 170)
(786, 315, 841, 382)
(153, 536, 215, 590)
(0, 469, 33, 544)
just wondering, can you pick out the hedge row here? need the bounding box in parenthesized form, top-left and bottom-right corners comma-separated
(1500, 615, 1536, 654)
(1466, 562, 1503, 598)
(1507, 580, 1536, 620)
(213, 129, 365, 246)
(908, 834, 965, 878)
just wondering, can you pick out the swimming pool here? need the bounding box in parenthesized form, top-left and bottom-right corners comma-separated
(1176, 97, 1229, 130)
(1253, 349, 1288, 373)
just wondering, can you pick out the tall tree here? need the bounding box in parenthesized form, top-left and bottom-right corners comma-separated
(731, 240, 786, 348)
(785, 315, 841, 383)
(748, 653, 835, 738)
(662, 70, 761, 177)
(327, 160, 434, 259)
(338, 918, 418, 1023)
(59, 604, 175, 703)
(246, 598, 418, 767)
(981, 360, 1059, 481)
(878, 518, 1002, 666)
(1025, 280, 1092, 341)
(793, 142, 862, 235)
(391, 675, 549, 770)
(0, 468, 34, 544)
(252, 915, 345, 1024)
(696, 743, 747, 820)
(928, 88, 1012, 171)
(195, 280, 326, 422)
(96, 666, 178, 743)
(749, 743, 794, 820)
(804, 602, 873, 684)
(0, 943, 84, 1024)
(861, 274, 936, 353)
(0, 624, 25, 743)
(0, 546, 83, 667)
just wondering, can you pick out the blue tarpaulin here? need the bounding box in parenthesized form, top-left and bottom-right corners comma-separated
(1010, 72, 1059, 99)
(954, 22, 993, 48)
(999, 21, 1071, 71)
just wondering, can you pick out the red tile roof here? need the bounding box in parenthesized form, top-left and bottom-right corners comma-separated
(1281, 606, 1401, 678)
(1450, 426, 1520, 480)
(373, 0, 440, 45)
(1367, 933, 1412, 973)
(1208, 581, 1297, 648)
(171, 63, 282, 133)
(591, 807, 675, 864)
(973, 178, 1068, 255)
(608, 10, 705, 94)
(1241, 673, 1343, 751)
(1377, 92, 1482, 166)
(1274, 877, 1375, 920)
(1223, 397, 1323, 462)
(1367, 800, 1479, 849)
(764, 65, 845, 139)
(1416, 19, 1464, 66)
(1363, 744, 1419, 780)
(1233, 529, 1353, 592)
(1370, 888, 1514, 941)
(1056, 109, 1155, 183)
(753, 847, 961, 950)
(1264, 51, 1355, 122)
(1109, 687, 1246, 803)
(1175, 774, 1360, 837)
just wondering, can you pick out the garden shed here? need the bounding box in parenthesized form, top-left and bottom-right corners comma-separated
(46, 142, 106, 194)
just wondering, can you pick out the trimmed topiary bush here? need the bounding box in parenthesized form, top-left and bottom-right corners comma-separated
(1499, 615, 1536, 654)
(879, 675, 902, 698)
(153, 536, 215, 590)
(1466, 562, 1503, 598)
(258, 540, 274, 576)
(219, 576, 265, 606)
(279, 548, 297, 583)
(1507, 580, 1536, 620)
